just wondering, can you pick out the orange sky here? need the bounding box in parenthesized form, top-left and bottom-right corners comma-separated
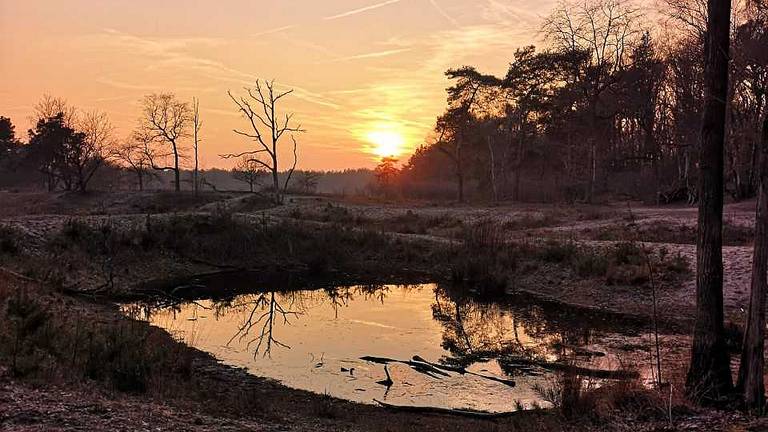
(0, 0, 560, 170)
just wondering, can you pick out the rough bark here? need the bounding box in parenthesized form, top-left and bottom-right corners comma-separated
(685, 0, 733, 402)
(737, 114, 768, 412)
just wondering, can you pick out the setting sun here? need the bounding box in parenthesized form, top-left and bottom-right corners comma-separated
(366, 130, 405, 158)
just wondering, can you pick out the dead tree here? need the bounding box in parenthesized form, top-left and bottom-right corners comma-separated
(192, 97, 202, 196)
(686, 0, 734, 402)
(222, 80, 304, 204)
(228, 293, 300, 357)
(137, 93, 191, 192)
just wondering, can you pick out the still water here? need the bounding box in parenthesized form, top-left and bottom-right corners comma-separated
(123, 282, 652, 413)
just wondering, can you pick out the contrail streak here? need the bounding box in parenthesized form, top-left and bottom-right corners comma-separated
(429, 0, 460, 27)
(324, 0, 404, 20)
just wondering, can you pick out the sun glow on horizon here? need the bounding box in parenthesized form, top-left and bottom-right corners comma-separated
(366, 129, 406, 158)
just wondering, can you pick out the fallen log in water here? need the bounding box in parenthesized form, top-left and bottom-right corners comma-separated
(412, 356, 516, 388)
(360, 355, 516, 387)
(500, 356, 639, 380)
(360, 356, 450, 378)
(372, 399, 521, 419)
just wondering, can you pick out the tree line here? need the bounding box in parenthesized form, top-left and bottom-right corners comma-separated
(0, 79, 303, 204)
(379, 0, 767, 205)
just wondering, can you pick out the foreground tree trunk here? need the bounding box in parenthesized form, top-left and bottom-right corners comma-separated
(686, 0, 733, 402)
(738, 114, 768, 412)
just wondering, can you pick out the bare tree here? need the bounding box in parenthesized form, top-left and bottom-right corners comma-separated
(112, 137, 155, 191)
(661, 0, 709, 36)
(137, 93, 191, 192)
(192, 97, 202, 196)
(31, 94, 77, 126)
(222, 80, 304, 204)
(544, 0, 643, 202)
(227, 293, 301, 357)
(26, 98, 112, 193)
(73, 110, 114, 192)
(686, 0, 733, 402)
(231, 156, 265, 192)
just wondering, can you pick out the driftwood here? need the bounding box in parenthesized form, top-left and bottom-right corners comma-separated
(360, 356, 449, 378)
(361, 355, 516, 387)
(412, 356, 516, 388)
(501, 356, 639, 380)
(372, 399, 520, 419)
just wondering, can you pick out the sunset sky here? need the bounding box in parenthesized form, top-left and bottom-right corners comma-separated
(0, 0, 559, 170)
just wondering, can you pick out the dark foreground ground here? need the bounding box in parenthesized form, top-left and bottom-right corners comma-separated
(0, 191, 765, 431)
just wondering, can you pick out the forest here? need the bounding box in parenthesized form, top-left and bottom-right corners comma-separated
(377, 0, 768, 204)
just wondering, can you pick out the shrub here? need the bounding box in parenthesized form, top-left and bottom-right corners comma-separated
(537, 240, 578, 263)
(0, 288, 194, 393)
(0, 225, 21, 255)
(574, 253, 609, 277)
(611, 242, 644, 266)
(449, 221, 514, 295)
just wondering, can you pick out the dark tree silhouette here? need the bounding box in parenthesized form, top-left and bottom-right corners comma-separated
(738, 112, 768, 411)
(112, 137, 156, 191)
(0, 116, 19, 163)
(737, 4, 768, 407)
(137, 93, 191, 192)
(296, 171, 321, 194)
(192, 97, 202, 195)
(27, 114, 88, 191)
(374, 157, 399, 195)
(686, 0, 734, 401)
(222, 80, 304, 204)
(231, 156, 264, 192)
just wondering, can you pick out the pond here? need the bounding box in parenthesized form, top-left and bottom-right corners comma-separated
(122, 280, 660, 413)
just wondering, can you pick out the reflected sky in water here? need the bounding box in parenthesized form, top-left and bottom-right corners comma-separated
(123, 283, 654, 412)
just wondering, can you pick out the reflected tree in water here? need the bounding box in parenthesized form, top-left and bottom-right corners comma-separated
(227, 292, 302, 357)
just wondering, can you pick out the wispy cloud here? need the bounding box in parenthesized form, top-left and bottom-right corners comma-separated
(324, 0, 405, 20)
(327, 47, 413, 62)
(481, 0, 554, 27)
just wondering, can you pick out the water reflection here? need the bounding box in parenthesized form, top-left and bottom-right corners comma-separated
(124, 282, 652, 412)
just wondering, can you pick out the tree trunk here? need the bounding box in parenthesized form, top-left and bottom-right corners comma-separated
(194, 161, 199, 196)
(272, 153, 281, 205)
(487, 136, 497, 202)
(456, 140, 464, 203)
(686, 0, 733, 403)
(172, 142, 181, 192)
(737, 114, 768, 412)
